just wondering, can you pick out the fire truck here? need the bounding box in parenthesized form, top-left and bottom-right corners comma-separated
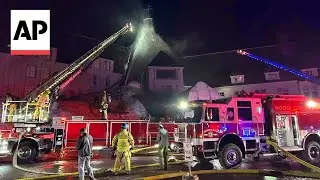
(0, 23, 133, 162)
(172, 50, 320, 169)
(176, 93, 320, 168)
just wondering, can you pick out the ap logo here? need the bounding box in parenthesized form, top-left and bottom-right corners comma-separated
(10, 10, 50, 55)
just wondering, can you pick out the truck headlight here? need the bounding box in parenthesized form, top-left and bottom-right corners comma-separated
(170, 143, 175, 150)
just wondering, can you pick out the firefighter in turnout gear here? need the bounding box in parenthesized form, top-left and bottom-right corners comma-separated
(156, 124, 169, 170)
(100, 91, 111, 120)
(5, 94, 16, 122)
(112, 123, 134, 175)
(33, 90, 50, 121)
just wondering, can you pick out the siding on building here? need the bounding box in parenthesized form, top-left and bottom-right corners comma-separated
(0, 48, 122, 99)
(215, 80, 301, 97)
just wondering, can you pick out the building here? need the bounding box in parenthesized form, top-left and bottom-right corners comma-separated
(0, 48, 122, 99)
(147, 52, 184, 92)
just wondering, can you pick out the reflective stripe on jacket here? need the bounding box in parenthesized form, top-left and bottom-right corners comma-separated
(112, 130, 134, 152)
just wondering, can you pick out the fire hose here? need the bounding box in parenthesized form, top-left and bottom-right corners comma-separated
(13, 131, 65, 175)
(14, 136, 320, 179)
(265, 137, 320, 173)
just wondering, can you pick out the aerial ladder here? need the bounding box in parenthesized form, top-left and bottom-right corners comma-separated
(1, 23, 133, 125)
(237, 49, 320, 85)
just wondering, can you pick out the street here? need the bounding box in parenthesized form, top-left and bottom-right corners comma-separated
(0, 150, 319, 180)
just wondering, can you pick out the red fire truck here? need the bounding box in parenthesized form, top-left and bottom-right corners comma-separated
(0, 23, 133, 162)
(175, 93, 320, 169)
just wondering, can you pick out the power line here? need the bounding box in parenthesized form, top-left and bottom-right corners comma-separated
(181, 44, 276, 59)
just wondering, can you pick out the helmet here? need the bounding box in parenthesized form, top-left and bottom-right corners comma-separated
(121, 123, 129, 129)
(159, 124, 163, 128)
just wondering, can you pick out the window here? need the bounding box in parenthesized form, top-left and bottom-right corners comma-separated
(156, 69, 177, 79)
(26, 65, 36, 78)
(93, 76, 97, 86)
(237, 101, 252, 121)
(264, 72, 280, 81)
(42, 68, 49, 79)
(219, 92, 225, 97)
(205, 107, 220, 121)
(230, 75, 245, 84)
(227, 108, 234, 121)
(301, 68, 318, 77)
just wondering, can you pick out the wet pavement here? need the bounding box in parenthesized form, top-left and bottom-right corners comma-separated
(0, 151, 319, 180)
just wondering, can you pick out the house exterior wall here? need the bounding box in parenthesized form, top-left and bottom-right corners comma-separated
(299, 81, 320, 98)
(215, 80, 301, 97)
(0, 48, 57, 98)
(148, 66, 184, 92)
(0, 49, 122, 99)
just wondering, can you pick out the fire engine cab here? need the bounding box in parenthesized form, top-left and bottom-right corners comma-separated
(179, 93, 320, 168)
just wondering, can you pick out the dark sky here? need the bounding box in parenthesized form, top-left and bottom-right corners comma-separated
(1, 0, 320, 65)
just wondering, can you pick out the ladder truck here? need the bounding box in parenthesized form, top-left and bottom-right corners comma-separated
(0, 23, 133, 162)
(177, 49, 320, 168)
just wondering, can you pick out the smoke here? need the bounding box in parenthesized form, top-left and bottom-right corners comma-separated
(171, 32, 205, 56)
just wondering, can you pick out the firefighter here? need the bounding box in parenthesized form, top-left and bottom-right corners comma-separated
(33, 90, 50, 121)
(100, 91, 111, 120)
(156, 124, 169, 170)
(6, 94, 16, 122)
(112, 123, 134, 175)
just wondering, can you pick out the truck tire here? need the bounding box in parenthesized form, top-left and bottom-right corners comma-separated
(302, 141, 320, 165)
(219, 143, 243, 169)
(17, 141, 38, 163)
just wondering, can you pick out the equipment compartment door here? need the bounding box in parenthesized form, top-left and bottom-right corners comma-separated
(275, 115, 296, 147)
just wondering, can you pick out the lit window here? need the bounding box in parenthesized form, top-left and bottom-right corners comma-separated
(26, 66, 36, 78)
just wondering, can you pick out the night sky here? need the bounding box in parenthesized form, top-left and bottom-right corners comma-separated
(1, 0, 320, 85)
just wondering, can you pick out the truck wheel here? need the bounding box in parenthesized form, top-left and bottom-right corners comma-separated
(219, 143, 243, 169)
(17, 141, 38, 163)
(302, 141, 320, 165)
